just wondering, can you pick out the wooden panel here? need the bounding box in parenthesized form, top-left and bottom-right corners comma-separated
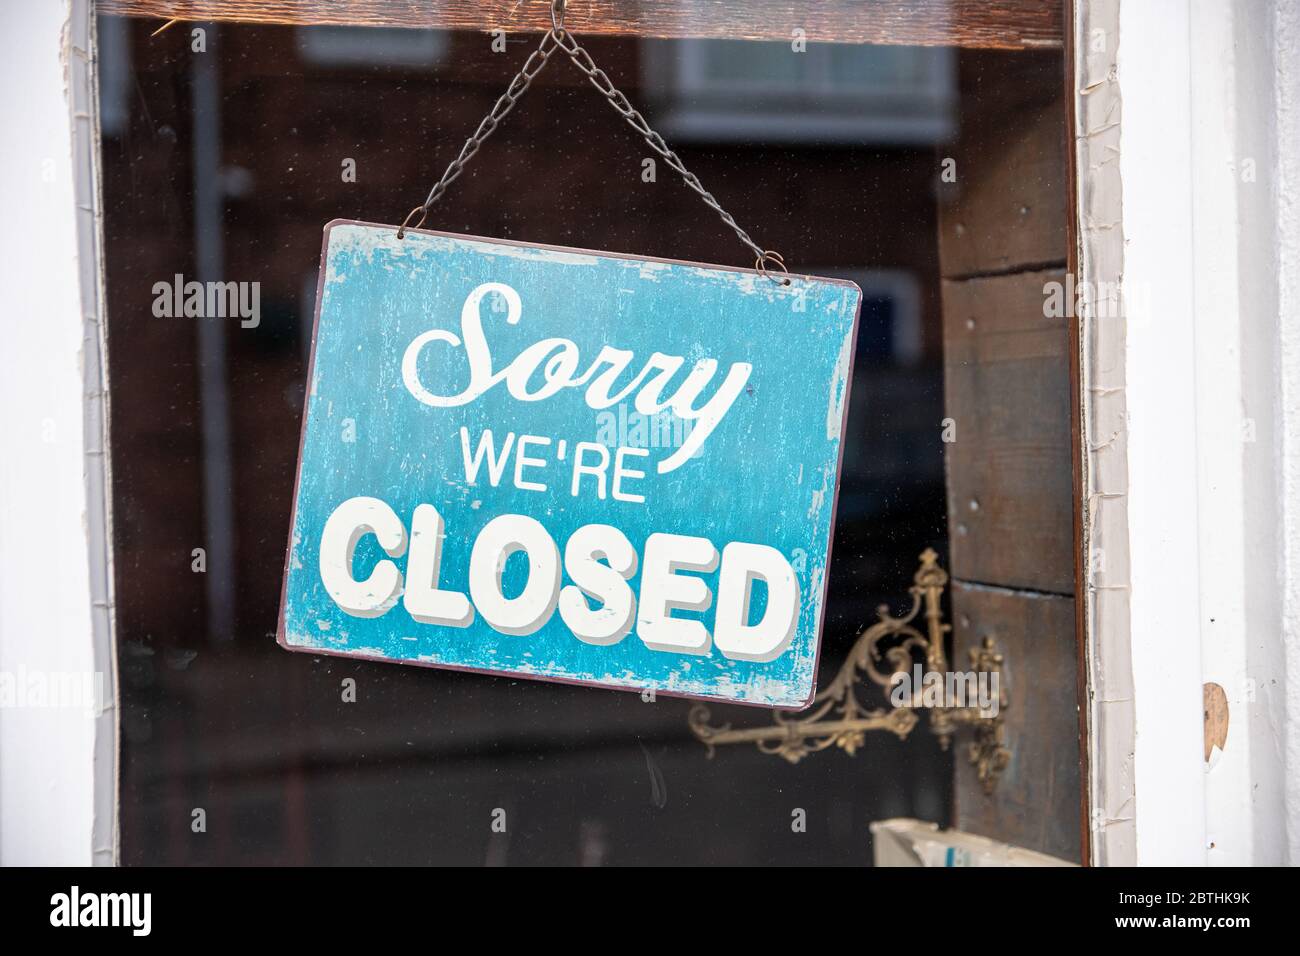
(101, 0, 1063, 49)
(951, 581, 1081, 862)
(942, 268, 1073, 593)
(937, 51, 1069, 277)
(937, 45, 1082, 862)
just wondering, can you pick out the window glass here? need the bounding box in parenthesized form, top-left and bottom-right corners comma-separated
(98, 16, 1062, 865)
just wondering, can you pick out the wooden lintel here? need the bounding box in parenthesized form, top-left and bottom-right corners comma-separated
(99, 0, 1063, 49)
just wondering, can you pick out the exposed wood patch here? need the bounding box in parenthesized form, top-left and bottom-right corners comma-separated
(1203, 682, 1229, 762)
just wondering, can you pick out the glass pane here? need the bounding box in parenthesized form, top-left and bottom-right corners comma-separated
(97, 16, 1065, 865)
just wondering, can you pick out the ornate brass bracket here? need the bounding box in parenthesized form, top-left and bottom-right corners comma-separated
(689, 549, 1011, 793)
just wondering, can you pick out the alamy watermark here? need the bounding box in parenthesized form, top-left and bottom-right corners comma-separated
(594, 404, 702, 460)
(1042, 273, 1152, 323)
(889, 664, 1000, 716)
(50, 886, 151, 936)
(0, 667, 106, 716)
(152, 274, 260, 328)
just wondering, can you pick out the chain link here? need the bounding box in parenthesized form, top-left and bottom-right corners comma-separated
(398, 29, 561, 237)
(397, 3, 787, 282)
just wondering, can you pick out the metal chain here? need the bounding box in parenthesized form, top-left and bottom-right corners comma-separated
(397, 0, 788, 283)
(397, 29, 561, 236)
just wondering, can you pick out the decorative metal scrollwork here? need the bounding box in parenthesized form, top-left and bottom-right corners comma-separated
(689, 549, 1011, 793)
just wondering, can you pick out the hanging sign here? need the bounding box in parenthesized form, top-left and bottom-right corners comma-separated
(277, 221, 860, 708)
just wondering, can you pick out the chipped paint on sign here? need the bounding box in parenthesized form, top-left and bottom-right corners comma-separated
(277, 221, 861, 708)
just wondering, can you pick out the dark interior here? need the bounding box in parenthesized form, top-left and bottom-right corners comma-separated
(99, 17, 1059, 864)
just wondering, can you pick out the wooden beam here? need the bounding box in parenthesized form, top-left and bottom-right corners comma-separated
(937, 51, 1070, 277)
(99, 0, 1063, 49)
(941, 268, 1075, 594)
(951, 582, 1081, 862)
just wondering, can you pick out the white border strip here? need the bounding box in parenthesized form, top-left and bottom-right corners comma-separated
(1073, 0, 1136, 866)
(0, 0, 118, 866)
(71, 0, 121, 868)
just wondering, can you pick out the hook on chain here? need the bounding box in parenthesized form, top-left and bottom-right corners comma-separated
(396, 204, 428, 240)
(550, 0, 566, 33)
(755, 250, 791, 286)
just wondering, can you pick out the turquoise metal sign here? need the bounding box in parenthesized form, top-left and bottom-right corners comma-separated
(278, 221, 861, 708)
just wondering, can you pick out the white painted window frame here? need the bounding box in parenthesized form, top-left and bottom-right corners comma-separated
(1076, 0, 1300, 865)
(0, 0, 117, 866)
